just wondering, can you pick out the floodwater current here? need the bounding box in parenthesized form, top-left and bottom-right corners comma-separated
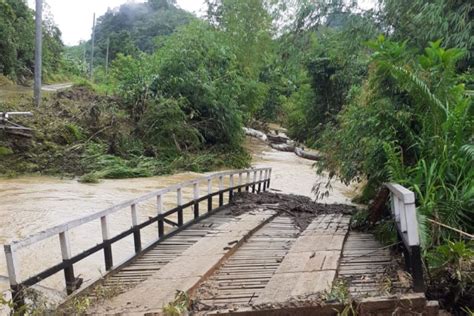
(0, 136, 360, 301)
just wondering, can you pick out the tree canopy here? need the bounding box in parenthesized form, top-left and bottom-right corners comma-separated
(0, 0, 63, 82)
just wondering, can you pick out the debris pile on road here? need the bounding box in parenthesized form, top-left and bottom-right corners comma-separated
(226, 191, 356, 231)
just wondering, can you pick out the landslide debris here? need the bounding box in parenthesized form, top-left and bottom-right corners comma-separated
(226, 191, 356, 231)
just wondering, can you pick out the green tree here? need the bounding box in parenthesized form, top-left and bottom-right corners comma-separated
(318, 37, 473, 244)
(380, 0, 474, 68)
(150, 21, 243, 146)
(0, 0, 63, 82)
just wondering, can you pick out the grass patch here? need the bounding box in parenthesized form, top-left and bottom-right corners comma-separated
(78, 173, 100, 183)
(0, 146, 13, 156)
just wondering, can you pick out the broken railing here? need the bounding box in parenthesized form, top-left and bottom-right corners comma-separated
(4, 167, 272, 307)
(0, 112, 33, 137)
(385, 183, 424, 292)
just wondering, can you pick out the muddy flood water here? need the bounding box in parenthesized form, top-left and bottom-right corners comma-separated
(0, 136, 360, 301)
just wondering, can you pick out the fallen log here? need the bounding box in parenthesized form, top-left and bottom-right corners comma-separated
(267, 133, 289, 144)
(294, 147, 322, 161)
(270, 142, 295, 152)
(243, 127, 267, 142)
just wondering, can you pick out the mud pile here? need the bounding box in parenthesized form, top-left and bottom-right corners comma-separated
(226, 191, 356, 231)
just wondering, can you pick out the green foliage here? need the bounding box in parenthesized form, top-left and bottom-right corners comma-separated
(350, 209, 370, 230)
(207, 0, 274, 76)
(0, 146, 13, 156)
(282, 4, 380, 143)
(380, 0, 474, 67)
(426, 240, 474, 309)
(318, 37, 473, 250)
(373, 219, 397, 246)
(163, 290, 190, 316)
(62, 123, 83, 144)
(323, 278, 350, 303)
(139, 98, 203, 154)
(78, 173, 100, 184)
(0, 0, 63, 82)
(149, 21, 244, 146)
(110, 53, 159, 121)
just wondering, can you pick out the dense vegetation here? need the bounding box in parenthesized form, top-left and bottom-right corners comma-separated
(0, 0, 472, 311)
(0, 0, 63, 83)
(278, 0, 473, 311)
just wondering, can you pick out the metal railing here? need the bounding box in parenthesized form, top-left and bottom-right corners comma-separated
(4, 167, 272, 307)
(385, 183, 424, 292)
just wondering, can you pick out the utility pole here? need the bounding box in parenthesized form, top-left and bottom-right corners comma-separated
(90, 13, 96, 82)
(105, 37, 110, 76)
(34, 0, 43, 107)
(83, 43, 87, 75)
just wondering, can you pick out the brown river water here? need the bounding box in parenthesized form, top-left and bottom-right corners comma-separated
(0, 136, 360, 302)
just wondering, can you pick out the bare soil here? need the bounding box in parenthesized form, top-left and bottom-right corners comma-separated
(227, 191, 356, 231)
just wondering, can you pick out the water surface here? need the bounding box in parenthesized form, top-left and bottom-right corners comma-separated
(0, 136, 359, 298)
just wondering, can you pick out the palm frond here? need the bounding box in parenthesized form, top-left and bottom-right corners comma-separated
(460, 144, 474, 159)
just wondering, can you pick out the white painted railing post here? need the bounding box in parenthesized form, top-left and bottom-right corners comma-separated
(268, 168, 272, 189)
(4, 244, 23, 307)
(393, 195, 401, 224)
(177, 187, 183, 226)
(131, 204, 138, 227)
(207, 178, 213, 212)
(131, 204, 141, 253)
(101, 216, 113, 271)
(59, 231, 76, 294)
(157, 195, 163, 215)
(405, 196, 419, 246)
(219, 175, 224, 191)
(258, 170, 263, 192)
(399, 201, 408, 233)
(207, 178, 212, 195)
(157, 194, 164, 237)
(229, 174, 234, 201)
(246, 171, 251, 191)
(218, 175, 224, 206)
(385, 183, 424, 292)
(238, 172, 243, 192)
(4, 245, 19, 287)
(193, 182, 200, 218)
(252, 171, 257, 193)
(59, 232, 72, 261)
(263, 169, 268, 191)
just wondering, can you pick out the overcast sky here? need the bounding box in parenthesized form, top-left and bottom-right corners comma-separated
(27, 0, 206, 46)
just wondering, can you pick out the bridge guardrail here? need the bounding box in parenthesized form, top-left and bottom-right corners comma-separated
(4, 167, 272, 307)
(385, 183, 424, 292)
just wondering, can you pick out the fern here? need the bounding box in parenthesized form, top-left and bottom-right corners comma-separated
(461, 144, 474, 159)
(383, 63, 448, 118)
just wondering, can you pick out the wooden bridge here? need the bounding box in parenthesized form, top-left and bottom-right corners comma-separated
(4, 168, 440, 314)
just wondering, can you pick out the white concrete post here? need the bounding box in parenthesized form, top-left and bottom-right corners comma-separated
(4, 245, 20, 286)
(59, 231, 72, 260)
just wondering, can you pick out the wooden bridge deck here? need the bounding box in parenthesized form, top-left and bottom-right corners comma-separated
(91, 212, 239, 299)
(5, 169, 434, 315)
(76, 209, 413, 315)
